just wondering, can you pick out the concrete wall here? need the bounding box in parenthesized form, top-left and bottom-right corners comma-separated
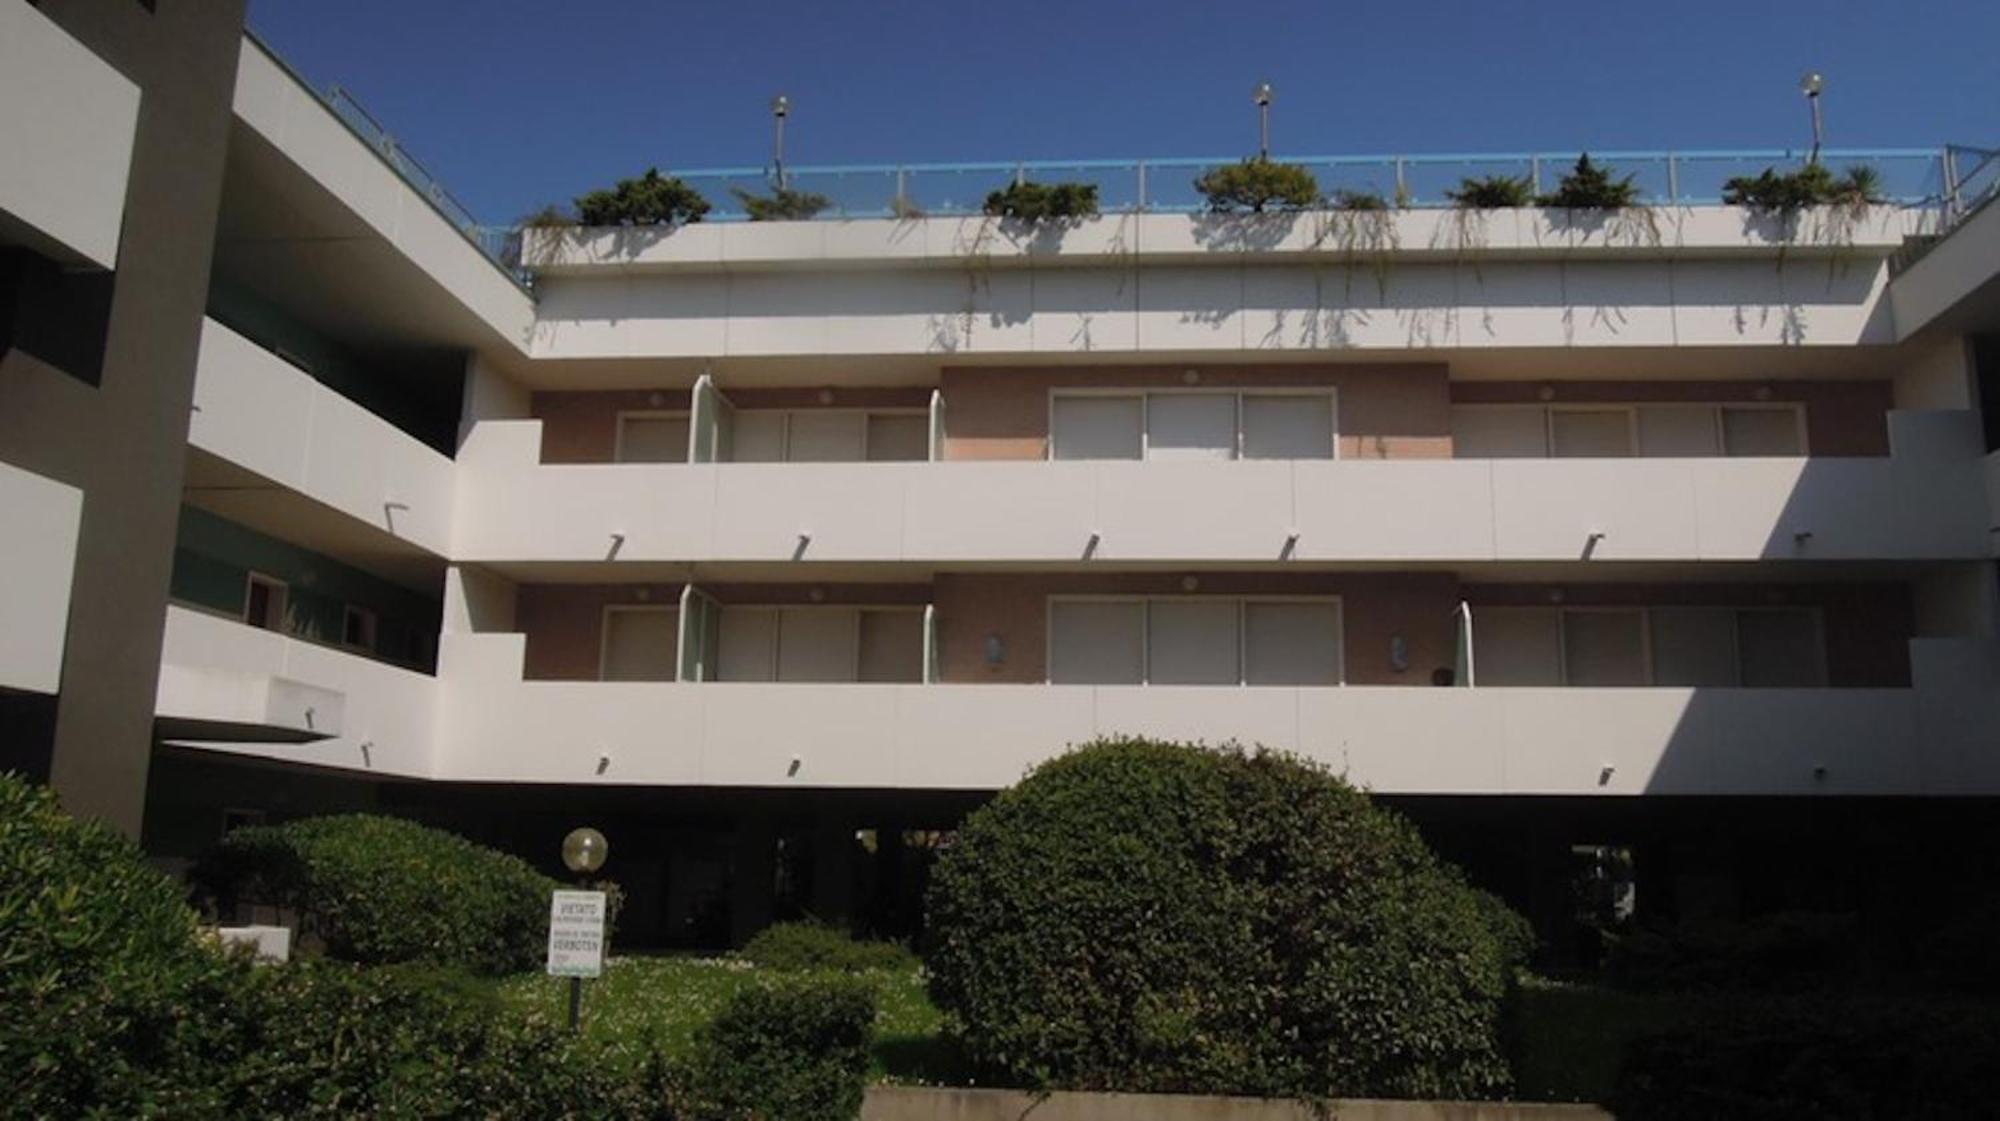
(0, 1, 141, 269)
(0, 460, 84, 694)
(941, 363, 1450, 460)
(192, 317, 456, 556)
(453, 413, 1989, 566)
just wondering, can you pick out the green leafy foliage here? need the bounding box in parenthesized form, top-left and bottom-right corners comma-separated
(732, 186, 834, 221)
(1537, 153, 1642, 209)
(1194, 158, 1321, 213)
(1329, 188, 1389, 211)
(923, 738, 1515, 1099)
(576, 168, 712, 227)
(1470, 887, 1539, 972)
(1721, 163, 1884, 213)
(685, 974, 877, 1121)
(1611, 995, 2000, 1121)
(981, 180, 1102, 222)
(520, 203, 578, 228)
(1447, 174, 1537, 209)
(741, 919, 918, 973)
(191, 814, 560, 976)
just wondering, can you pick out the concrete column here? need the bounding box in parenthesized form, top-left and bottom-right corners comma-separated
(728, 819, 778, 945)
(457, 352, 529, 450)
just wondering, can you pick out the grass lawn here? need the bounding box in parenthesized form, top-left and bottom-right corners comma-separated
(497, 954, 969, 1085)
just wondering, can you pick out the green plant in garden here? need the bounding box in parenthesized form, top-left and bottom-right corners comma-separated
(1329, 188, 1390, 211)
(923, 738, 1519, 1099)
(982, 179, 1101, 222)
(732, 185, 834, 221)
(1195, 157, 1321, 213)
(685, 974, 878, 1121)
(1537, 153, 1642, 209)
(191, 814, 560, 976)
(741, 919, 918, 973)
(575, 167, 712, 227)
(1721, 163, 1884, 214)
(1447, 173, 1537, 209)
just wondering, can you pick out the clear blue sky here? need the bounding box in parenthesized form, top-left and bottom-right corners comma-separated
(248, 0, 1996, 224)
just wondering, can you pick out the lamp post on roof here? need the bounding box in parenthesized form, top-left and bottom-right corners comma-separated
(1799, 72, 1826, 165)
(1254, 82, 1274, 161)
(771, 94, 791, 188)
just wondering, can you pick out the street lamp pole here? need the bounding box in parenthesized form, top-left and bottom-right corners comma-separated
(1254, 82, 1274, 161)
(560, 826, 609, 1031)
(771, 94, 791, 189)
(1800, 72, 1826, 165)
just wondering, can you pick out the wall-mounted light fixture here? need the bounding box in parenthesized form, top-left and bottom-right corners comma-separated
(1180, 575, 1200, 593)
(1537, 384, 1557, 402)
(816, 387, 835, 405)
(1182, 368, 1201, 385)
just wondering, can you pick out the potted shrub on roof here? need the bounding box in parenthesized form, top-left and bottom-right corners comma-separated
(574, 167, 711, 227)
(731, 185, 833, 221)
(1537, 153, 1642, 209)
(983, 179, 1101, 222)
(1446, 173, 1536, 209)
(1722, 162, 1883, 216)
(1195, 157, 1320, 213)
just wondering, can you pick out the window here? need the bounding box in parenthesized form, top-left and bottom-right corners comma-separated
(1561, 609, 1649, 685)
(600, 606, 679, 682)
(1471, 608, 1563, 685)
(1736, 609, 1824, 686)
(1453, 403, 1807, 459)
(615, 411, 691, 463)
(1050, 391, 1337, 461)
(726, 410, 929, 463)
(1475, 604, 1826, 687)
(341, 605, 378, 652)
(243, 573, 288, 633)
(712, 606, 923, 683)
(1048, 597, 1343, 685)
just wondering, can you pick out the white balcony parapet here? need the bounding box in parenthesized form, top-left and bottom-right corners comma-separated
(433, 631, 2000, 797)
(0, 460, 84, 694)
(192, 318, 456, 556)
(157, 605, 437, 778)
(0, 1, 141, 269)
(452, 412, 1989, 566)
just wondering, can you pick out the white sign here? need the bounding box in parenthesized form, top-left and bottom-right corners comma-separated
(546, 890, 607, 978)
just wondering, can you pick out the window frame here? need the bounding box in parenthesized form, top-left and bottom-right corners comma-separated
(598, 603, 682, 682)
(729, 407, 930, 463)
(1555, 606, 1653, 686)
(1450, 401, 1811, 459)
(612, 408, 694, 464)
(1046, 387, 1340, 462)
(711, 603, 927, 682)
(1045, 594, 1345, 686)
(242, 572, 289, 633)
(1478, 603, 1827, 687)
(1718, 403, 1811, 457)
(340, 604, 379, 653)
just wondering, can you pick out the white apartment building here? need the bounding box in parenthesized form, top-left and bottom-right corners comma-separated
(6, 1, 2000, 949)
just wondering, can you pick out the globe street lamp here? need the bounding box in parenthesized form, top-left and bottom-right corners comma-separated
(1254, 82, 1274, 161)
(559, 827, 608, 1030)
(1799, 72, 1825, 165)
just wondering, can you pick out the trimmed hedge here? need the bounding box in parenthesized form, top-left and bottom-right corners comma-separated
(740, 920, 917, 973)
(192, 814, 560, 976)
(923, 738, 1515, 1098)
(1611, 995, 2000, 1121)
(686, 973, 877, 1121)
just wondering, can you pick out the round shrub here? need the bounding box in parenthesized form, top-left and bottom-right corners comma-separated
(741, 919, 917, 973)
(686, 973, 878, 1121)
(923, 738, 1512, 1098)
(192, 814, 559, 976)
(0, 771, 258, 1118)
(1194, 158, 1320, 213)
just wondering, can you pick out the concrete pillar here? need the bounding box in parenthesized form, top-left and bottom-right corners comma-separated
(729, 819, 777, 945)
(457, 352, 529, 450)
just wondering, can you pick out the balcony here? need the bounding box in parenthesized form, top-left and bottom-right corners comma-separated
(453, 411, 1987, 566)
(156, 605, 436, 777)
(0, 460, 83, 694)
(0, 2, 140, 270)
(434, 631, 2000, 797)
(189, 317, 455, 562)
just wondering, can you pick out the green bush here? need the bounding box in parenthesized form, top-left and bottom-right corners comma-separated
(0, 772, 259, 1119)
(192, 814, 560, 976)
(1721, 163, 1883, 214)
(686, 973, 877, 1121)
(576, 168, 712, 227)
(1194, 158, 1320, 213)
(1470, 887, 1538, 972)
(1611, 995, 2000, 1121)
(1329, 188, 1389, 211)
(1606, 911, 1863, 992)
(1537, 153, 1642, 210)
(923, 738, 1512, 1098)
(732, 186, 833, 221)
(741, 919, 917, 973)
(982, 180, 1101, 222)
(1447, 174, 1536, 209)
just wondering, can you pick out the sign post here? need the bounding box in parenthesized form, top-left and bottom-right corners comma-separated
(546, 889, 607, 1030)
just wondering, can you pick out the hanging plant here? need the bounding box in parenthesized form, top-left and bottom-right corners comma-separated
(574, 168, 711, 227)
(1195, 158, 1320, 213)
(1537, 153, 1642, 209)
(1446, 174, 1536, 209)
(982, 180, 1101, 222)
(731, 186, 833, 221)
